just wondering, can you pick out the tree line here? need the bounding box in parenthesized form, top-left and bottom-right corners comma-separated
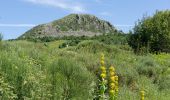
(129, 10, 170, 54)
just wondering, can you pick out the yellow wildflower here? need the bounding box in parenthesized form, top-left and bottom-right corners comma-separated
(102, 69, 106, 73)
(109, 66, 115, 72)
(140, 90, 145, 100)
(110, 83, 115, 89)
(109, 90, 115, 95)
(100, 60, 105, 65)
(110, 76, 115, 82)
(115, 87, 119, 92)
(115, 75, 118, 81)
(110, 72, 115, 76)
(141, 91, 144, 95)
(100, 73, 106, 79)
(100, 66, 106, 71)
(101, 56, 104, 61)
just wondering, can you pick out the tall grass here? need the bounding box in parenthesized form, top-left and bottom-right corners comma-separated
(0, 40, 170, 99)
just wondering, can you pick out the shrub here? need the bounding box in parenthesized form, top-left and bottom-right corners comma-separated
(0, 74, 17, 100)
(59, 40, 81, 48)
(47, 58, 96, 99)
(76, 40, 119, 53)
(136, 56, 162, 83)
(158, 75, 170, 91)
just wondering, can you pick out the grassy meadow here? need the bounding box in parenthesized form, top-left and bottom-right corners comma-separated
(0, 40, 170, 100)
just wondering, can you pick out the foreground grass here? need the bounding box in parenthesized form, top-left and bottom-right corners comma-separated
(0, 40, 170, 100)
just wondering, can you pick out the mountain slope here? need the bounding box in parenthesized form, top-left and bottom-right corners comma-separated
(19, 14, 118, 39)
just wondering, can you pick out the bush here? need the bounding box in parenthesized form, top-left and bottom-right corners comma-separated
(136, 56, 162, 83)
(76, 40, 119, 53)
(47, 58, 96, 99)
(158, 75, 170, 91)
(0, 74, 17, 99)
(59, 40, 81, 48)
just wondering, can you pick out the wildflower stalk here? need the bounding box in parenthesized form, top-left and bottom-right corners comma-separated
(99, 53, 107, 100)
(109, 65, 118, 100)
(98, 54, 119, 100)
(140, 90, 145, 100)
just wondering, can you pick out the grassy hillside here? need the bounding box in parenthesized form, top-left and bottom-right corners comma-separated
(0, 40, 170, 100)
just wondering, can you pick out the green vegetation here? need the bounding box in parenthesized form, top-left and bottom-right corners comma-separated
(129, 10, 170, 53)
(0, 33, 2, 41)
(18, 33, 128, 49)
(1, 10, 170, 100)
(0, 40, 170, 100)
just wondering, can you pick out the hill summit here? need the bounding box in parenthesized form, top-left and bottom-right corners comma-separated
(19, 14, 117, 39)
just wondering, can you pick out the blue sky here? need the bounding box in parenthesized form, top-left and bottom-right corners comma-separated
(0, 0, 170, 40)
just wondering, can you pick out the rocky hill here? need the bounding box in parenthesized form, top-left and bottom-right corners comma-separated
(19, 14, 117, 39)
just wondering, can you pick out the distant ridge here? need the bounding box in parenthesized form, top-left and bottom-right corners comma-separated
(19, 14, 118, 39)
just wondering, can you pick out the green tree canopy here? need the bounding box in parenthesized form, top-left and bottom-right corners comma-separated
(129, 10, 170, 53)
(0, 33, 3, 41)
